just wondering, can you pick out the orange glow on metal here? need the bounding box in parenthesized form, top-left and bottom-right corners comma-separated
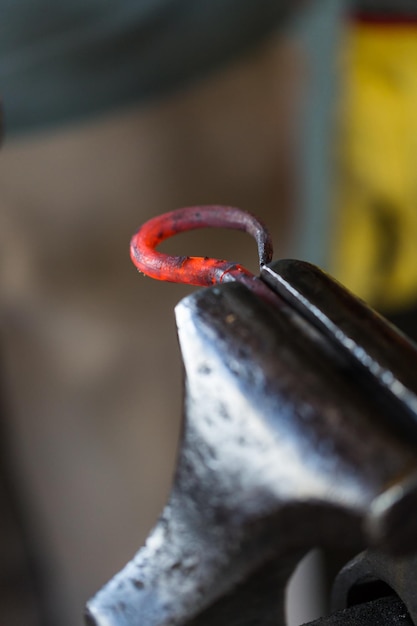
(130, 205, 273, 287)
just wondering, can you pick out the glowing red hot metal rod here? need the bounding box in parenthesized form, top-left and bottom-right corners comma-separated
(130, 205, 278, 303)
(130, 205, 273, 288)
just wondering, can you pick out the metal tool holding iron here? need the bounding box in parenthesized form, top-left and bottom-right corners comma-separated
(86, 206, 417, 626)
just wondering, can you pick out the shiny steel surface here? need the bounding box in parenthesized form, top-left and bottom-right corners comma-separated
(86, 261, 417, 626)
(262, 260, 417, 435)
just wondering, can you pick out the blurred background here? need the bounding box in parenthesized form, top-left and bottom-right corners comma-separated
(1, 0, 417, 625)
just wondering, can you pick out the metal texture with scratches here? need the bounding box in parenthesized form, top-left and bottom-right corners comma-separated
(86, 260, 417, 626)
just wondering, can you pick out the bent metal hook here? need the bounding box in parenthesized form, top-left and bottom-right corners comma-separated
(130, 205, 273, 290)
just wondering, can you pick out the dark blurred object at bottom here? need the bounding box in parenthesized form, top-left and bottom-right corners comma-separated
(0, 368, 51, 626)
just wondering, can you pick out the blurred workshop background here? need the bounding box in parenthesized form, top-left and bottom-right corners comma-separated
(1, 0, 417, 625)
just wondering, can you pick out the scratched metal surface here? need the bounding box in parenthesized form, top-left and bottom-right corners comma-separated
(87, 269, 417, 626)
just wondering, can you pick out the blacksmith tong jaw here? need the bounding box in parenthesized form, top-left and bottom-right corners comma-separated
(86, 206, 417, 626)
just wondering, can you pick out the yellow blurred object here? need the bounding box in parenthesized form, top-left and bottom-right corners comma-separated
(332, 21, 417, 311)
